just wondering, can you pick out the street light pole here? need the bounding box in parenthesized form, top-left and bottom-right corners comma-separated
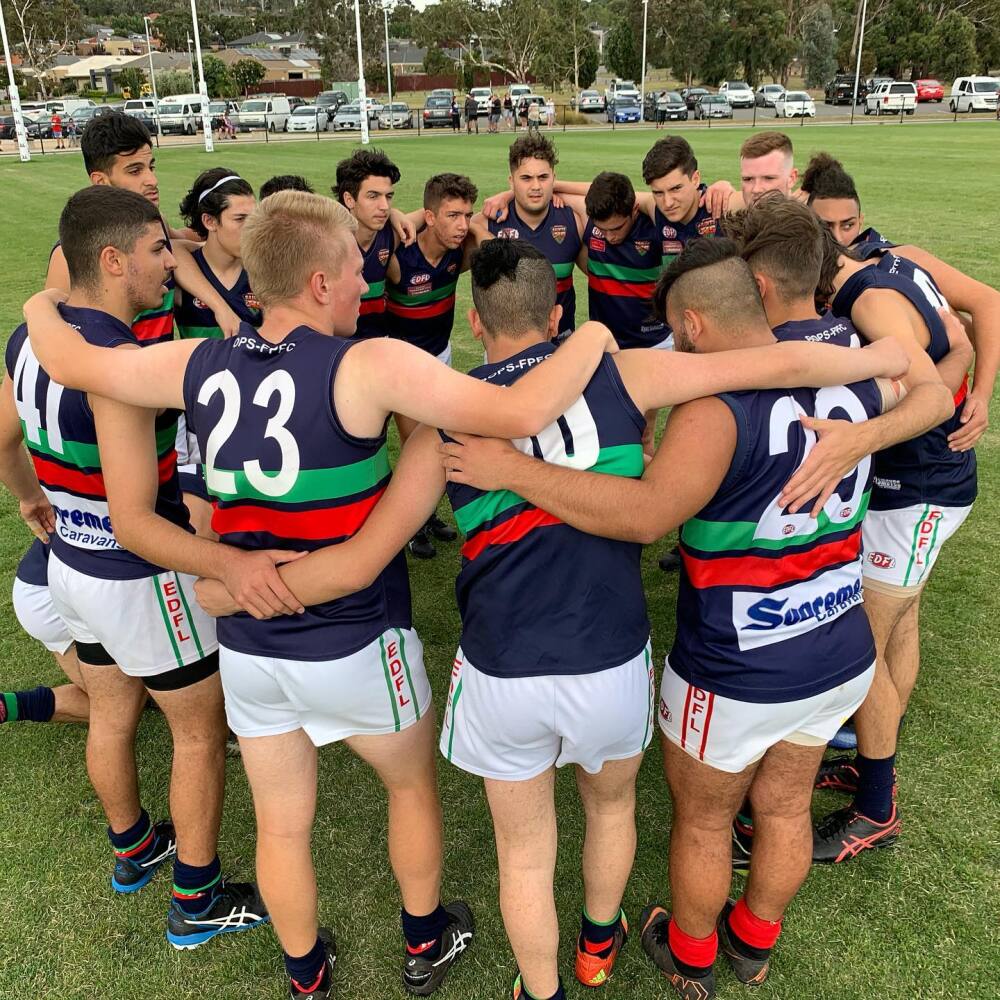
(188, 0, 214, 151)
(850, 0, 868, 113)
(187, 36, 196, 90)
(383, 3, 393, 130)
(143, 16, 160, 135)
(0, 0, 30, 160)
(640, 0, 649, 107)
(353, 0, 370, 144)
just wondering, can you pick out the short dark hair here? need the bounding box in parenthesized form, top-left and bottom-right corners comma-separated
(424, 173, 478, 212)
(59, 186, 161, 291)
(470, 239, 556, 338)
(178, 167, 254, 238)
(653, 237, 766, 331)
(508, 133, 558, 172)
(642, 136, 697, 184)
(801, 152, 861, 210)
(722, 193, 824, 302)
(259, 174, 314, 199)
(585, 171, 636, 222)
(81, 112, 152, 175)
(333, 148, 401, 204)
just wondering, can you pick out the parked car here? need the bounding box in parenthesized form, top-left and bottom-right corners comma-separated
(0, 113, 52, 139)
(332, 102, 365, 130)
(858, 76, 893, 104)
(774, 91, 816, 118)
(287, 104, 329, 132)
(643, 91, 687, 121)
(755, 83, 786, 107)
(287, 96, 306, 112)
(45, 97, 97, 116)
(683, 87, 709, 110)
(574, 89, 604, 112)
(70, 106, 107, 128)
(507, 83, 531, 102)
(824, 74, 856, 105)
(469, 87, 493, 115)
(121, 98, 156, 115)
(914, 78, 944, 102)
(606, 96, 641, 123)
(316, 90, 350, 114)
(239, 95, 292, 131)
(125, 107, 158, 133)
(377, 102, 412, 128)
(864, 80, 916, 116)
(949, 76, 999, 113)
(694, 94, 733, 119)
(430, 88, 455, 100)
(422, 95, 454, 128)
(605, 79, 639, 104)
(157, 94, 203, 135)
(719, 81, 754, 107)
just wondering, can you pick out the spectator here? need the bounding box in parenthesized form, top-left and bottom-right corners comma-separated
(545, 96, 555, 127)
(518, 98, 529, 130)
(490, 95, 501, 133)
(527, 99, 541, 133)
(451, 98, 461, 132)
(465, 92, 479, 134)
(656, 91, 668, 127)
(51, 112, 64, 150)
(65, 116, 79, 148)
(222, 110, 237, 141)
(503, 94, 514, 129)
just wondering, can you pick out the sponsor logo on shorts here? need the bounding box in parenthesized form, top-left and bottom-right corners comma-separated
(551, 224, 567, 244)
(662, 239, 683, 254)
(497, 227, 520, 239)
(697, 217, 718, 236)
(868, 551, 896, 569)
(385, 636, 411, 710)
(874, 476, 901, 491)
(377, 247, 391, 266)
(634, 239, 650, 254)
(661, 225, 677, 238)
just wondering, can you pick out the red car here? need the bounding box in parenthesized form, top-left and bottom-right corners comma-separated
(915, 79, 944, 102)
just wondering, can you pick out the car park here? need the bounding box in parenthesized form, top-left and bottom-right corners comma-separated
(682, 87, 709, 110)
(774, 91, 816, 117)
(755, 83, 786, 107)
(332, 102, 365, 131)
(719, 81, 754, 107)
(858, 76, 893, 104)
(469, 87, 493, 115)
(864, 80, 916, 116)
(606, 96, 641, 123)
(915, 79, 944, 102)
(605, 79, 639, 104)
(239, 95, 291, 131)
(694, 94, 733, 119)
(824, 74, 856, 104)
(316, 90, 350, 114)
(378, 102, 412, 128)
(422, 95, 454, 128)
(949, 76, 999, 113)
(644, 91, 687, 121)
(575, 89, 604, 112)
(287, 104, 329, 132)
(157, 95, 203, 135)
(70, 106, 107, 128)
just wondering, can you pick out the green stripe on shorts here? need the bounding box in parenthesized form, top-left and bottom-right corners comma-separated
(395, 628, 420, 722)
(446, 677, 464, 762)
(153, 578, 184, 669)
(902, 504, 931, 587)
(172, 573, 205, 660)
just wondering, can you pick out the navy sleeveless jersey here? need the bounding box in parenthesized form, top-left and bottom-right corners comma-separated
(671, 380, 884, 703)
(831, 254, 976, 509)
(182, 323, 411, 660)
(585, 215, 668, 349)
(654, 186, 720, 265)
(355, 226, 395, 340)
(489, 203, 582, 336)
(851, 226, 895, 257)
(772, 313, 861, 348)
(174, 248, 260, 340)
(386, 239, 463, 356)
(444, 342, 650, 678)
(16, 538, 50, 586)
(5, 305, 188, 580)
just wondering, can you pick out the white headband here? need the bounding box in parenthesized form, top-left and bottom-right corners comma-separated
(198, 175, 243, 203)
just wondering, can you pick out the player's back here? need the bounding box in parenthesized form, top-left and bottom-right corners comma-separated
(444, 341, 650, 679)
(182, 323, 411, 660)
(772, 313, 861, 348)
(672, 380, 884, 702)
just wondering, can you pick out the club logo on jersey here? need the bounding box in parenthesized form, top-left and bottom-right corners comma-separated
(662, 239, 683, 255)
(697, 218, 718, 236)
(551, 224, 567, 244)
(378, 247, 391, 266)
(634, 239, 650, 255)
(661, 225, 677, 238)
(868, 551, 896, 569)
(193, 297, 208, 310)
(497, 227, 520, 239)
(446, 263, 458, 274)
(243, 291, 260, 311)
(840, 506, 852, 519)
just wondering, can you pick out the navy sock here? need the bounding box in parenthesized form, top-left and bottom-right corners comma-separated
(852, 753, 896, 822)
(172, 856, 222, 915)
(108, 808, 158, 864)
(1, 686, 55, 723)
(580, 907, 621, 956)
(401, 903, 450, 960)
(285, 935, 329, 994)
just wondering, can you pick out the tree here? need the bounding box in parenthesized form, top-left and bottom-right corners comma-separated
(423, 47, 455, 74)
(388, 0, 416, 38)
(116, 66, 146, 98)
(296, 0, 385, 85)
(111, 15, 145, 37)
(230, 58, 267, 96)
(202, 54, 234, 98)
(605, 18, 641, 80)
(724, 0, 796, 87)
(155, 69, 195, 97)
(929, 11, 979, 81)
(662, 0, 725, 86)
(7, 0, 85, 98)
(800, 3, 838, 87)
(577, 39, 600, 89)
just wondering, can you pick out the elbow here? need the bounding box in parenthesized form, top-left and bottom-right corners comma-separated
(635, 519, 668, 546)
(109, 507, 146, 554)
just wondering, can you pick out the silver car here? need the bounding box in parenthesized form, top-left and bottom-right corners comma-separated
(332, 103, 364, 131)
(575, 89, 604, 112)
(377, 102, 412, 128)
(287, 105, 330, 132)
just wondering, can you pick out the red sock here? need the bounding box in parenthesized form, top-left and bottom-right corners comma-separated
(667, 917, 718, 970)
(728, 897, 783, 950)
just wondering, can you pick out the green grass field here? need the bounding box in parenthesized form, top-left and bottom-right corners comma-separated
(0, 125, 998, 1000)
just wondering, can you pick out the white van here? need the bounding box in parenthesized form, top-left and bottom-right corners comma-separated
(157, 93, 203, 135)
(949, 76, 999, 113)
(121, 98, 157, 115)
(238, 95, 292, 132)
(45, 98, 96, 116)
(507, 83, 532, 102)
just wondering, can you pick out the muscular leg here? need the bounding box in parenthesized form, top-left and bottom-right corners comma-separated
(886, 595, 922, 716)
(746, 741, 826, 920)
(50, 647, 90, 723)
(663, 739, 756, 937)
(239, 728, 319, 957)
(576, 754, 644, 922)
(484, 768, 559, 1000)
(346, 711, 443, 916)
(149, 672, 227, 866)
(79, 662, 146, 830)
